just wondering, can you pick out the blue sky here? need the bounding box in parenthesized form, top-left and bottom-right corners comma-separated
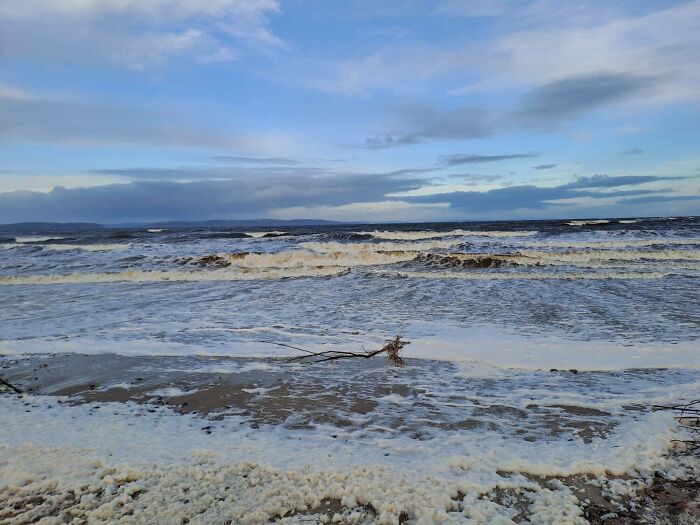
(1, 0, 699, 223)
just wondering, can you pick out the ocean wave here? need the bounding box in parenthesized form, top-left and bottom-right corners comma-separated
(382, 270, 670, 280)
(357, 229, 538, 240)
(567, 220, 611, 226)
(13, 235, 67, 243)
(244, 231, 289, 238)
(417, 253, 513, 269)
(40, 243, 130, 252)
(417, 248, 700, 271)
(0, 266, 348, 286)
(517, 248, 700, 264)
(300, 239, 464, 253)
(107, 231, 138, 239)
(521, 238, 700, 249)
(323, 232, 374, 241)
(0, 241, 128, 252)
(181, 246, 423, 269)
(618, 220, 641, 224)
(200, 231, 252, 239)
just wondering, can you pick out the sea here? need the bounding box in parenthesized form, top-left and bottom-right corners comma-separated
(1, 216, 699, 524)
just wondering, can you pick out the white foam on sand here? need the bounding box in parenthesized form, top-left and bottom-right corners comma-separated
(1, 393, 695, 524)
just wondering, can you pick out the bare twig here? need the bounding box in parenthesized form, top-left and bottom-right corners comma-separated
(260, 336, 410, 367)
(654, 399, 700, 453)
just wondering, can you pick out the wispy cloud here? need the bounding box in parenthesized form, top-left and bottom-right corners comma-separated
(363, 72, 657, 147)
(514, 73, 654, 129)
(617, 194, 700, 205)
(0, 85, 301, 153)
(363, 104, 490, 148)
(0, 0, 284, 70)
(619, 148, 643, 156)
(404, 175, 684, 212)
(209, 156, 302, 165)
(315, 1, 700, 109)
(440, 153, 537, 166)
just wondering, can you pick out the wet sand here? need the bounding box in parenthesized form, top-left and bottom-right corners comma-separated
(1, 353, 622, 439)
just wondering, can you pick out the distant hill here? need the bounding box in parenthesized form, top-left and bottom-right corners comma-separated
(0, 222, 103, 231)
(0, 219, 344, 231)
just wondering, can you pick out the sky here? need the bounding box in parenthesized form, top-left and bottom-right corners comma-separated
(0, 0, 699, 224)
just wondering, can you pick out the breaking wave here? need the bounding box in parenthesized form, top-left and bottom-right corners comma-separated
(180, 246, 425, 270)
(521, 239, 700, 249)
(515, 248, 700, 264)
(0, 267, 348, 286)
(40, 243, 130, 252)
(14, 235, 66, 243)
(200, 231, 251, 240)
(0, 242, 129, 252)
(357, 229, 538, 240)
(299, 239, 464, 253)
(567, 220, 611, 226)
(417, 253, 513, 269)
(381, 270, 670, 280)
(244, 231, 289, 238)
(418, 248, 699, 270)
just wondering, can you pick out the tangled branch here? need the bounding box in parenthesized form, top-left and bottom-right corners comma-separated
(259, 336, 410, 366)
(653, 399, 700, 453)
(0, 377, 22, 394)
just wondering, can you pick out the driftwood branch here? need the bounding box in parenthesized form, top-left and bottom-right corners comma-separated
(0, 377, 22, 394)
(258, 336, 410, 367)
(653, 399, 700, 453)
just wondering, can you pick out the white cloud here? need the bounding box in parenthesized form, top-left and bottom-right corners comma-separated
(309, 0, 700, 109)
(435, 0, 512, 17)
(487, 1, 700, 104)
(0, 173, 125, 193)
(0, 83, 311, 154)
(0, 0, 284, 70)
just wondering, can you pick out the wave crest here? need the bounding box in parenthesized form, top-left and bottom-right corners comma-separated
(567, 220, 611, 226)
(0, 267, 348, 286)
(357, 229, 538, 240)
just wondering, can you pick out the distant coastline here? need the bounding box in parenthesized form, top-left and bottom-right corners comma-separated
(0, 219, 344, 232)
